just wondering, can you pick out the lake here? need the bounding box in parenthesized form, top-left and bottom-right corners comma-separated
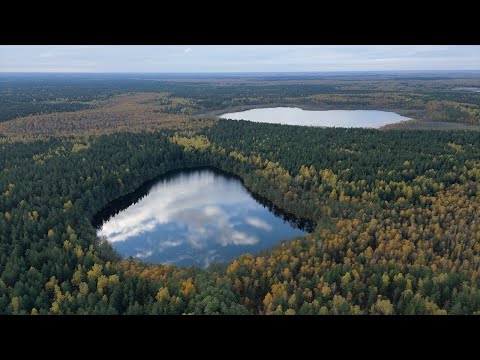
(94, 168, 310, 268)
(452, 87, 480, 93)
(220, 107, 410, 128)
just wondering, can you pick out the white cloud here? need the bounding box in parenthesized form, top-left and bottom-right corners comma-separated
(134, 250, 153, 258)
(160, 240, 182, 248)
(230, 231, 259, 245)
(2, 45, 479, 72)
(245, 216, 273, 231)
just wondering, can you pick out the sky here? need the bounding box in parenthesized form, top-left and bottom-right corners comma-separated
(0, 45, 479, 73)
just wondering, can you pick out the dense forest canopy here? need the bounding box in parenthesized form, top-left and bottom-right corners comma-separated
(1, 73, 480, 315)
(1, 118, 480, 314)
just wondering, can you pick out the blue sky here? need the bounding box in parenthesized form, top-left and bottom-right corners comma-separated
(0, 45, 479, 72)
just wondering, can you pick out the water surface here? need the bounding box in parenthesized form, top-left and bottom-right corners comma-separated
(95, 168, 310, 268)
(452, 87, 480, 93)
(220, 107, 409, 128)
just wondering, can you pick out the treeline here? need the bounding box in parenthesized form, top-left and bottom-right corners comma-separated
(1, 121, 480, 314)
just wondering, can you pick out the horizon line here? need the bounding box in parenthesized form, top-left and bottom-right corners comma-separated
(1, 69, 480, 74)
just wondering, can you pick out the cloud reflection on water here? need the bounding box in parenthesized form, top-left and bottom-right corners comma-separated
(98, 170, 305, 267)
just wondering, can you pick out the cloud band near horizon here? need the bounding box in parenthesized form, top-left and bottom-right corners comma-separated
(0, 45, 479, 72)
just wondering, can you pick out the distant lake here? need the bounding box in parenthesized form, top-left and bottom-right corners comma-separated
(452, 87, 480, 93)
(220, 107, 410, 128)
(94, 168, 310, 268)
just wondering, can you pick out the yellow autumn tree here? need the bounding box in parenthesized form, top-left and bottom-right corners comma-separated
(370, 297, 394, 315)
(181, 278, 195, 299)
(79, 282, 89, 297)
(50, 301, 60, 314)
(11, 297, 21, 312)
(156, 287, 171, 302)
(87, 263, 103, 280)
(97, 275, 109, 295)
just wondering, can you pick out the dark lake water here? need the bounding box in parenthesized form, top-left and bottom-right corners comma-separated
(220, 107, 410, 128)
(94, 168, 311, 268)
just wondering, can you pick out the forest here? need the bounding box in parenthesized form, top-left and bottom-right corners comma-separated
(1, 73, 480, 136)
(1, 73, 480, 315)
(1, 116, 480, 314)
